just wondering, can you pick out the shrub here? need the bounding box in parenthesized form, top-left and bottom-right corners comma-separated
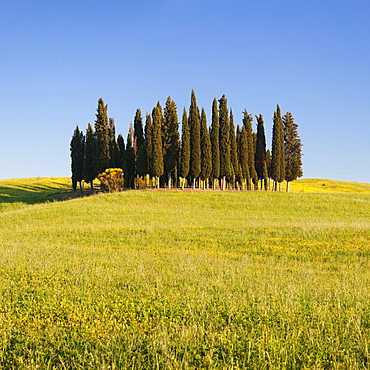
(97, 168, 123, 192)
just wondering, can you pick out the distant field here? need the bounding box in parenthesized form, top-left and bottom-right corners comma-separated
(0, 177, 369, 368)
(290, 178, 370, 193)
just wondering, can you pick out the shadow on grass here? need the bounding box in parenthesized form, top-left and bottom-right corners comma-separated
(0, 179, 72, 205)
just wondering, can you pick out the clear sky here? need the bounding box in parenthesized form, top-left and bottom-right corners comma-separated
(1, 0, 369, 182)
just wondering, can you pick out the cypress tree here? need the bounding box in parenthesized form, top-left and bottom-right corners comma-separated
(95, 98, 110, 173)
(163, 97, 180, 188)
(210, 98, 220, 189)
(151, 106, 164, 187)
(219, 95, 231, 190)
(283, 112, 303, 192)
(229, 109, 239, 189)
(200, 108, 212, 189)
(125, 123, 135, 188)
(108, 117, 119, 168)
(252, 131, 258, 189)
(189, 90, 201, 188)
(70, 125, 84, 191)
(255, 114, 267, 189)
(117, 133, 125, 171)
(134, 109, 145, 150)
(179, 108, 190, 189)
(145, 113, 153, 179)
(238, 125, 250, 190)
(236, 125, 242, 188)
(266, 149, 272, 190)
(133, 109, 147, 177)
(271, 105, 286, 191)
(83, 123, 97, 190)
(242, 110, 256, 189)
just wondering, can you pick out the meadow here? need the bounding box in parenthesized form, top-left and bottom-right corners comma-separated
(0, 177, 369, 369)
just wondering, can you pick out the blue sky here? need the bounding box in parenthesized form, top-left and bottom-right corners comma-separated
(1, 0, 369, 182)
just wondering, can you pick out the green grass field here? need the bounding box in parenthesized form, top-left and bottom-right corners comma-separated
(0, 177, 370, 369)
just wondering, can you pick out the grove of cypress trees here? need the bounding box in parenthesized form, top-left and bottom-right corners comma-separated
(83, 123, 97, 190)
(163, 97, 180, 189)
(179, 108, 190, 189)
(73, 94, 303, 193)
(283, 111, 303, 192)
(200, 108, 212, 189)
(210, 98, 220, 189)
(189, 90, 201, 189)
(95, 98, 111, 173)
(242, 110, 256, 190)
(255, 114, 267, 189)
(151, 106, 164, 188)
(70, 125, 85, 191)
(271, 105, 286, 191)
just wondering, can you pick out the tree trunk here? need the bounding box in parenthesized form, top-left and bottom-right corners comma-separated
(286, 181, 290, 192)
(168, 172, 172, 189)
(222, 176, 226, 191)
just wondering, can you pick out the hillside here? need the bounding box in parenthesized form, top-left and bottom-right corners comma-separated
(0, 178, 369, 368)
(0, 177, 369, 210)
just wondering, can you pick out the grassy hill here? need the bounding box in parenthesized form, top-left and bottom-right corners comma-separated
(0, 177, 370, 368)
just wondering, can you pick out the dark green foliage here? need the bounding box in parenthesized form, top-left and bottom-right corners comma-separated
(125, 123, 135, 188)
(179, 108, 190, 187)
(95, 98, 111, 173)
(219, 95, 231, 188)
(283, 112, 303, 190)
(263, 161, 269, 190)
(210, 98, 220, 186)
(133, 109, 147, 177)
(200, 108, 212, 186)
(83, 123, 97, 190)
(133, 109, 145, 150)
(163, 97, 180, 188)
(70, 126, 84, 191)
(242, 110, 257, 187)
(266, 149, 272, 186)
(189, 90, 201, 186)
(238, 125, 250, 189)
(108, 118, 119, 168)
(145, 113, 154, 177)
(117, 134, 125, 171)
(151, 106, 164, 186)
(229, 109, 239, 187)
(271, 105, 286, 189)
(255, 114, 267, 187)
